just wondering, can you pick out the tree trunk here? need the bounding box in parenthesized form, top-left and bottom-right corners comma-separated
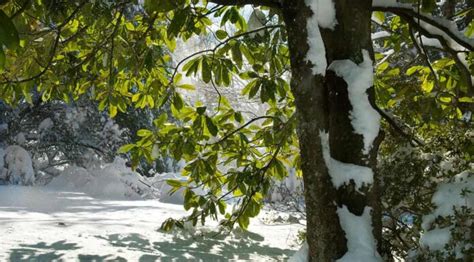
(283, 0, 383, 260)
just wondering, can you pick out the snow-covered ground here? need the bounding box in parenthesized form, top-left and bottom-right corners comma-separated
(0, 186, 303, 261)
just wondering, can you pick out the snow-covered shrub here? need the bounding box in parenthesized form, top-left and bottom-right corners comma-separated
(417, 171, 473, 260)
(47, 157, 155, 199)
(379, 126, 473, 259)
(0, 98, 129, 177)
(2, 145, 35, 185)
(1, 96, 181, 181)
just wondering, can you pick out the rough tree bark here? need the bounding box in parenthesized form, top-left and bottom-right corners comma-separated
(283, 0, 383, 260)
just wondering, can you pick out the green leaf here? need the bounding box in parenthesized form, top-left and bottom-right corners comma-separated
(215, 30, 228, 40)
(109, 105, 118, 118)
(178, 84, 196, 90)
(0, 10, 20, 50)
(240, 44, 255, 64)
(234, 112, 243, 123)
(168, 8, 188, 37)
(196, 106, 207, 115)
(166, 179, 184, 188)
(221, 66, 231, 87)
(439, 96, 451, 103)
(201, 58, 212, 83)
(205, 116, 218, 136)
(459, 97, 473, 103)
(421, 78, 434, 93)
(237, 214, 249, 229)
(137, 129, 153, 137)
(160, 218, 176, 231)
(248, 80, 260, 99)
(118, 144, 136, 153)
(231, 43, 243, 69)
(372, 11, 385, 23)
(217, 200, 227, 215)
(173, 93, 184, 110)
(406, 66, 421, 76)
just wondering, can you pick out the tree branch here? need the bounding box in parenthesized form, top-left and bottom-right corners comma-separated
(408, 25, 440, 90)
(372, 3, 474, 51)
(210, 115, 276, 145)
(400, 14, 473, 94)
(376, 108, 424, 147)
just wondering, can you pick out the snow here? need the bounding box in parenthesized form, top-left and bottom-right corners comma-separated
(372, 0, 474, 49)
(416, 34, 443, 49)
(0, 123, 7, 132)
(247, 9, 266, 38)
(328, 50, 380, 154)
(3, 145, 35, 185)
(320, 131, 374, 189)
(0, 155, 303, 260)
(304, 0, 337, 75)
(420, 171, 473, 253)
(421, 171, 474, 230)
(371, 31, 390, 40)
(376, 49, 394, 66)
(316, 0, 337, 30)
(65, 107, 87, 133)
(419, 227, 452, 251)
(0, 186, 303, 261)
(46, 158, 153, 200)
(336, 206, 381, 262)
(305, 0, 328, 76)
(38, 118, 54, 132)
(288, 241, 308, 262)
(418, 19, 470, 52)
(15, 132, 26, 145)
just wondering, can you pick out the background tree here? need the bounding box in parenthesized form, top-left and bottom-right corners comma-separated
(0, 0, 472, 261)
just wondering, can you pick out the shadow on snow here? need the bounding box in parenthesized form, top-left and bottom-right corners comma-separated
(8, 231, 294, 261)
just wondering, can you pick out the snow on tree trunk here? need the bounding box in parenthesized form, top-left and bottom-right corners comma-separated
(284, 0, 384, 260)
(3, 145, 35, 185)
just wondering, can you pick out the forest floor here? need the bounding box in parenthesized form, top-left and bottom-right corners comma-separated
(0, 186, 303, 261)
